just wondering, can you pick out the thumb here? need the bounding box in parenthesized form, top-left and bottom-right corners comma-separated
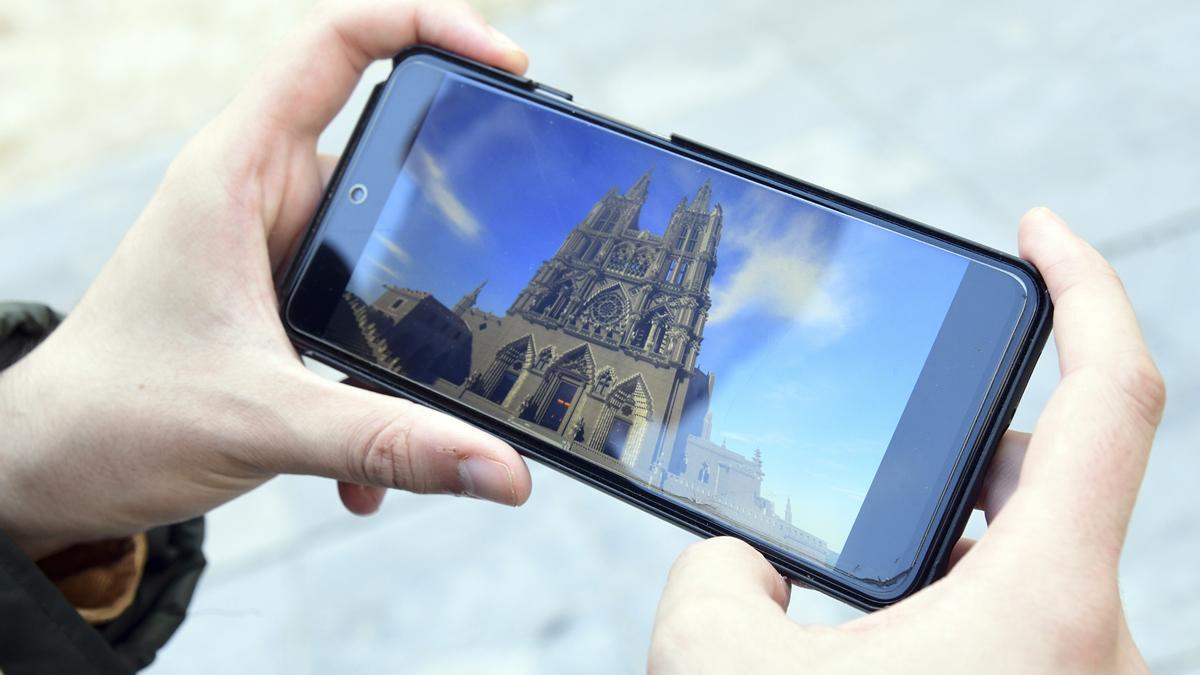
(257, 369, 532, 506)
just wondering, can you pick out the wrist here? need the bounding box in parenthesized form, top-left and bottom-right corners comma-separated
(0, 351, 72, 558)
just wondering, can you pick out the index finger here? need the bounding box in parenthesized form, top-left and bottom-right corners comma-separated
(237, 0, 527, 140)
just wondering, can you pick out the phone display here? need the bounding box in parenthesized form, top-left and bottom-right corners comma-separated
(283, 50, 1049, 608)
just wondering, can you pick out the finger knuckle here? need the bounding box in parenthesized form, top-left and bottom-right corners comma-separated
(355, 405, 422, 491)
(1114, 354, 1166, 427)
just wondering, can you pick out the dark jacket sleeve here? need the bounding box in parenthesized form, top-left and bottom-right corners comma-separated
(0, 302, 62, 368)
(0, 302, 207, 674)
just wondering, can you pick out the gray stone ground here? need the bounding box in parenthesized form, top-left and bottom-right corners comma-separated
(2, 1, 1198, 672)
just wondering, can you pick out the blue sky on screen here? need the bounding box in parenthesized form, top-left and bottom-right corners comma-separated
(346, 74, 969, 551)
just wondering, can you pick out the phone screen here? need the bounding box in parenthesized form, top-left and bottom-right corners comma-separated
(290, 57, 1035, 593)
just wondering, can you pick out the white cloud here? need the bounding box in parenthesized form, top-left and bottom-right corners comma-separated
(707, 195, 855, 339)
(412, 148, 483, 242)
(367, 258, 401, 280)
(372, 233, 412, 265)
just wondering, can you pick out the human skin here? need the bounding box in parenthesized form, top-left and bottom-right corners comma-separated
(0, 3, 1166, 671)
(648, 207, 1165, 674)
(0, 0, 534, 560)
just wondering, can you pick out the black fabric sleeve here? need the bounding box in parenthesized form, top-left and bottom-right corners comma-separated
(0, 301, 62, 370)
(0, 528, 133, 675)
(96, 519, 207, 672)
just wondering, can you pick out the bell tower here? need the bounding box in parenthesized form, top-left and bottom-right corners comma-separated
(648, 178, 722, 370)
(508, 171, 651, 322)
(507, 172, 721, 373)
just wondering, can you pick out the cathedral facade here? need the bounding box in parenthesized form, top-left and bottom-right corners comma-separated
(453, 171, 721, 476)
(338, 172, 831, 562)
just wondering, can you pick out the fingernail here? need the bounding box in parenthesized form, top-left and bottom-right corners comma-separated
(488, 25, 523, 53)
(357, 484, 382, 514)
(458, 456, 517, 505)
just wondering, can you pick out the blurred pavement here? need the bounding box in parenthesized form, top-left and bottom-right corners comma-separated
(2, 1, 1198, 673)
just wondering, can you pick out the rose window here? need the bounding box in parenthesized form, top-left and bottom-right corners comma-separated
(589, 295, 624, 325)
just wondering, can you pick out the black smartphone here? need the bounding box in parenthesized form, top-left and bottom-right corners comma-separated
(280, 47, 1051, 610)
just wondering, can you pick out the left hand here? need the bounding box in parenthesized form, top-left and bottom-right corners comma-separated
(0, 0, 533, 559)
(647, 208, 1163, 674)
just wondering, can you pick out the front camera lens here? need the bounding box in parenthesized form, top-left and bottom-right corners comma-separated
(348, 184, 368, 204)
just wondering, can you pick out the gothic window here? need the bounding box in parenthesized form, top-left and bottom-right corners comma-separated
(390, 298, 405, 309)
(538, 380, 579, 431)
(523, 344, 596, 431)
(630, 306, 671, 353)
(674, 227, 687, 249)
(630, 318, 651, 350)
(589, 296, 623, 325)
(652, 325, 668, 354)
(602, 418, 632, 460)
(583, 287, 627, 329)
(605, 245, 630, 271)
(661, 257, 677, 281)
(533, 288, 555, 314)
(586, 240, 603, 261)
(593, 206, 621, 233)
(573, 237, 589, 256)
(684, 226, 700, 252)
(626, 249, 652, 277)
(488, 370, 519, 404)
(673, 260, 691, 285)
(534, 281, 572, 318)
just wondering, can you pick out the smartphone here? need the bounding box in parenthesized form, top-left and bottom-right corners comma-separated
(280, 47, 1051, 610)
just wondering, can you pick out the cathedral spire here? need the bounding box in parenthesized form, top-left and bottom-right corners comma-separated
(690, 179, 712, 212)
(626, 169, 652, 201)
(453, 280, 486, 316)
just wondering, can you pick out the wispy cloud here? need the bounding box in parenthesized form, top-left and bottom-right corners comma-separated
(372, 233, 412, 265)
(412, 148, 484, 242)
(367, 258, 401, 280)
(707, 192, 855, 339)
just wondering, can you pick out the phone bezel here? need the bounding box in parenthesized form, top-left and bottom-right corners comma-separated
(278, 47, 1052, 610)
